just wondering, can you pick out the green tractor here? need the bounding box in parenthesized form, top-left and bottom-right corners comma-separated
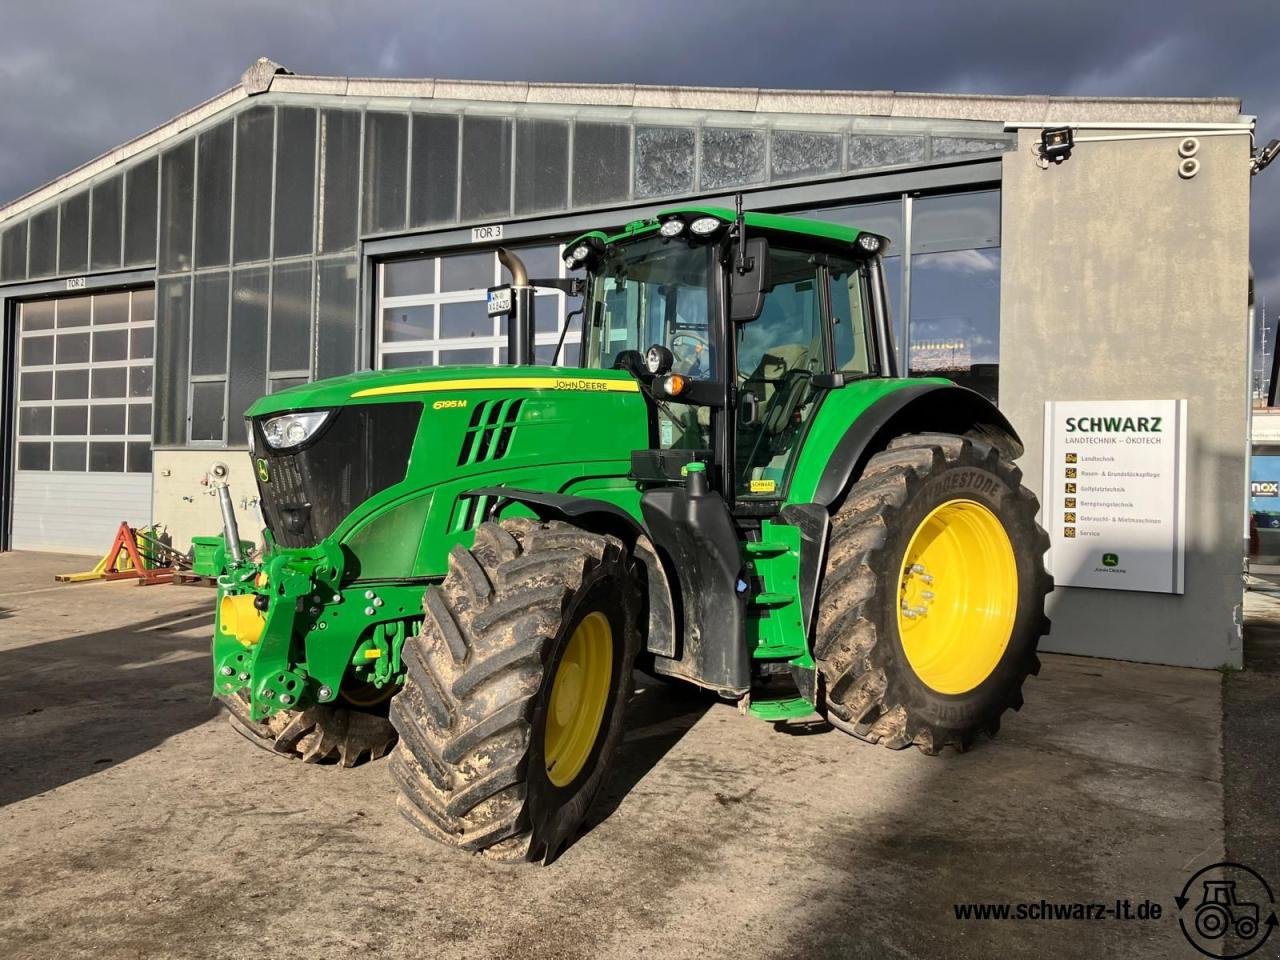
(204, 202, 1051, 863)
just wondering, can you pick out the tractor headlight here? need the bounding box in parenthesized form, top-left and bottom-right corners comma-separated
(262, 411, 330, 450)
(659, 219, 685, 237)
(857, 234, 883, 253)
(689, 216, 722, 236)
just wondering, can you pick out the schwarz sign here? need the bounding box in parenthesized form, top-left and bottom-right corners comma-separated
(1042, 399, 1188, 594)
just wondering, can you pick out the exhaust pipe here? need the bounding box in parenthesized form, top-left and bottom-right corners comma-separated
(497, 247, 536, 366)
(217, 482, 244, 565)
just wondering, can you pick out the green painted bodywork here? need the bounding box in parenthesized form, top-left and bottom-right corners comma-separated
(208, 208, 961, 726)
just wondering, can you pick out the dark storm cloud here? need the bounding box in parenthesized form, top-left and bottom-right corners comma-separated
(1, 0, 1276, 300)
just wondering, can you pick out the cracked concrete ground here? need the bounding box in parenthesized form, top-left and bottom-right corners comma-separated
(0, 551, 1239, 959)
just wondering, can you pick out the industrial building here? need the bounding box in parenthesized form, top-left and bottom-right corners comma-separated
(0, 58, 1256, 668)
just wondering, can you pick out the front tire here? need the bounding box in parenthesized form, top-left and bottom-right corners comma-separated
(389, 519, 640, 863)
(815, 432, 1051, 753)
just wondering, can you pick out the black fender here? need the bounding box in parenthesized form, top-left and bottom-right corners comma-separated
(468, 486, 677, 660)
(812, 383, 1022, 508)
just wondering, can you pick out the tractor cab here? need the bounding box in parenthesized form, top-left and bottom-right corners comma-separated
(560, 206, 895, 511)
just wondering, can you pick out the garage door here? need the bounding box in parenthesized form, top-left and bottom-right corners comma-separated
(10, 288, 154, 553)
(377, 244, 581, 369)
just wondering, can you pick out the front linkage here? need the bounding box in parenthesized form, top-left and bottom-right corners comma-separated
(199, 489, 424, 725)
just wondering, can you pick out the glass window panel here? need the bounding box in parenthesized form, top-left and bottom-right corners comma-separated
(21, 335, 54, 367)
(56, 332, 90, 364)
(382, 350, 434, 369)
(21, 300, 55, 331)
(383, 258, 434, 297)
(410, 113, 459, 227)
(129, 366, 153, 398)
(128, 403, 152, 435)
(226, 266, 269, 442)
(315, 258, 358, 380)
(58, 192, 89, 275)
(27, 207, 57, 278)
(91, 404, 127, 435)
(439, 347, 495, 365)
(700, 128, 765, 191)
(270, 377, 307, 393)
(439, 301, 492, 339)
(848, 134, 925, 170)
(57, 295, 91, 328)
(233, 105, 275, 264)
(18, 406, 51, 436)
(90, 175, 123, 270)
(92, 367, 127, 398)
(159, 141, 195, 273)
(382, 304, 434, 342)
(911, 190, 1000, 253)
(572, 122, 630, 207)
(126, 442, 152, 473)
(21, 371, 53, 401)
(363, 112, 409, 235)
(274, 107, 317, 258)
(154, 274, 191, 444)
(535, 343, 567, 364)
(460, 116, 512, 222)
(54, 405, 88, 435)
(131, 288, 155, 325)
(269, 260, 313, 372)
(17, 442, 51, 471)
(130, 326, 154, 360)
(194, 121, 233, 267)
(92, 329, 129, 363)
(191, 272, 230, 376)
(908, 248, 1001, 401)
(93, 290, 129, 325)
(124, 159, 158, 267)
(55, 369, 89, 400)
(318, 110, 361, 253)
(440, 251, 492, 291)
(771, 130, 841, 182)
(515, 118, 568, 215)
(89, 441, 125, 471)
(189, 381, 225, 442)
(534, 294, 561, 334)
(52, 442, 87, 471)
(512, 245, 560, 282)
(1, 220, 27, 282)
(634, 126, 695, 200)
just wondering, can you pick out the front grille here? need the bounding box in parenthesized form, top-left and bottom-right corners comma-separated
(254, 402, 421, 548)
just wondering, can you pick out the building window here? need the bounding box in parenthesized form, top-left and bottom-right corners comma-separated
(377, 244, 582, 369)
(13, 289, 154, 474)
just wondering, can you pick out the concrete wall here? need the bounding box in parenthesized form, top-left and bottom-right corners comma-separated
(152, 450, 264, 554)
(1000, 127, 1251, 668)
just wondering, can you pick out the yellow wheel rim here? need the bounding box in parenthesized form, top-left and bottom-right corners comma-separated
(544, 611, 613, 788)
(897, 498, 1018, 695)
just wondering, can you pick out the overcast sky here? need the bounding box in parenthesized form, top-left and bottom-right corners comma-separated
(1, 0, 1276, 307)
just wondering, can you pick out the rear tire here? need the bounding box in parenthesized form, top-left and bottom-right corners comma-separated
(815, 432, 1051, 753)
(388, 519, 640, 863)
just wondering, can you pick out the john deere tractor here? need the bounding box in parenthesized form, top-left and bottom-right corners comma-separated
(204, 203, 1051, 863)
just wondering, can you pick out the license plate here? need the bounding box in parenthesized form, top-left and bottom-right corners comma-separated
(487, 286, 512, 316)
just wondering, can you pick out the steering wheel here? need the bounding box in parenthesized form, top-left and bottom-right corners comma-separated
(670, 332, 710, 378)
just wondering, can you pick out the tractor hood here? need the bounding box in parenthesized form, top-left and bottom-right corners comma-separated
(245, 364, 641, 417)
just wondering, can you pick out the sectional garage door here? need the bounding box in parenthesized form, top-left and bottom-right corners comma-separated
(10, 288, 154, 552)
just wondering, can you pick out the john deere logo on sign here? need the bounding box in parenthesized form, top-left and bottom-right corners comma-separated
(256, 458, 270, 483)
(1102, 553, 1119, 567)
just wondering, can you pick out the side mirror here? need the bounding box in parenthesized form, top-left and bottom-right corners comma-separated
(730, 238, 771, 323)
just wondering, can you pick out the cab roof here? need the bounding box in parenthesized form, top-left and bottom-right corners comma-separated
(565, 205, 882, 256)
